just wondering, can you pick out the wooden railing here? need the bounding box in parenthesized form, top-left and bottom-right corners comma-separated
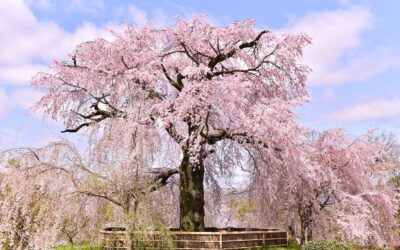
(99, 228, 287, 249)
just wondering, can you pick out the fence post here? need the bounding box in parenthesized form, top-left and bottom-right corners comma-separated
(263, 232, 265, 245)
(219, 232, 223, 249)
(286, 231, 288, 247)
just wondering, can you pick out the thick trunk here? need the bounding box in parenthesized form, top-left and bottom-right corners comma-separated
(179, 149, 205, 231)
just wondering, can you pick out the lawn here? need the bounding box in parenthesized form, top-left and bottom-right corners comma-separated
(53, 242, 104, 250)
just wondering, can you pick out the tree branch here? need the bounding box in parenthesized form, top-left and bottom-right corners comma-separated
(161, 64, 184, 91)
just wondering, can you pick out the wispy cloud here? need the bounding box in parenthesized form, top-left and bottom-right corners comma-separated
(68, 0, 105, 15)
(0, 89, 10, 118)
(324, 98, 400, 122)
(114, 4, 172, 27)
(24, 0, 52, 10)
(10, 88, 43, 110)
(284, 7, 395, 86)
(0, 64, 50, 85)
(0, 128, 28, 146)
(128, 5, 148, 25)
(321, 88, 336, 102)
(0, 87, 43, 118)
(338, 0, 352, 7)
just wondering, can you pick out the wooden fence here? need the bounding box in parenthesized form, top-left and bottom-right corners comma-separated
(99, 227, 287, 249)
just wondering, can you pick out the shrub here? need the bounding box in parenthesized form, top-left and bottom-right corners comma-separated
(287, 236, 301, 249)
(303, 239, 352, 250)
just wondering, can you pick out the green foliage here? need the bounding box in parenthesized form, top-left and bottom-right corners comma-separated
(288, 236, 301, 249)
(122, 205, 175, 250)
(231, 199, 257, 220)
(129, 225, 175, 250)
(303, 239, 352, 250)
(245, 246, 299, 250)
(265, 247, 299, 250)
(104, 204, 115, 221)
(53, 242, 104, 250)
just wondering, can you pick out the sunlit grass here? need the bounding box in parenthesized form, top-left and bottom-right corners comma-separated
(53, 242, 104, 250)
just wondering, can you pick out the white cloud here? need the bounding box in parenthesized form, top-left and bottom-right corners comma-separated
(0, 89, 9, 118)
(0, 128, 27, 146)
(24, 0, 52, 10)
(128, 5, 148, 25)
(152, 7, 171, 27)
(114, 4, 171, 27)
(325, 98, 400, 121)
(0, 0, 117, 86)
(321, 88, 336, 102)
(0, 87, 43, 117)
(0, 64, 50, 85)
(338, 0, 352, 7)
(10, 88, 43, 110)
(284, 7, 394, 85)
(0, 0, 159, 126)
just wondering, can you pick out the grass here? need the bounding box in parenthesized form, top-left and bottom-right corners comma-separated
(53, 242, 104, 250)
(265, 248, 299, 250)
(245, 245, 300, 250)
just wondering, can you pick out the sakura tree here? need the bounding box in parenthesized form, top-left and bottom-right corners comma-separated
(0, 146, 106, 249)
(0, 134, 177, 249)
(246, 129, 398, 246)
(33, 15, 310, 231)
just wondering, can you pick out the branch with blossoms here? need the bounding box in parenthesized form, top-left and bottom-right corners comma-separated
(160, 30, 275, 88)
(63, 96, 127, 133)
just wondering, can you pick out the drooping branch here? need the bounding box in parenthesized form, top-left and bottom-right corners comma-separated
(74, 190, 122, 207)
(62, 96, 127, 133)
(62, 123, 94, 133)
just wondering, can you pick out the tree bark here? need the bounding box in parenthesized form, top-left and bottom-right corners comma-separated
(300, 219, 306, 245)
(307, 227, 313, 242)
(179, 148, 205, 231)
(126, 231, 134, 250)
(67, 234, 74, 245)
(123, 201, 135, 250)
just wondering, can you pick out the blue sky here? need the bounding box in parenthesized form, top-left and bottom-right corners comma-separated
(0, 0, 399, 149)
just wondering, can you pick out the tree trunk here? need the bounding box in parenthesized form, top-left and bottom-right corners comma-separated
(126, 231, 134, 250)
(67, 234, 74, 245)
(123, 202, 135, 250)
(179, 148, 205, 231)
(300, 219, 306, 245)
(307, 227, 313, 242)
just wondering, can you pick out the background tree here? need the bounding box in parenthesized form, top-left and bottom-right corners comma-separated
(0, 148, 105, 249)
(246, 129, 398, 246)
(0, 131, 178, 250)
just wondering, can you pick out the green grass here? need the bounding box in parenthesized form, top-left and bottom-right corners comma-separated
(245, 246, 300, 250)
(265, 248, 299, 250)
(53, 242, 104, 250)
